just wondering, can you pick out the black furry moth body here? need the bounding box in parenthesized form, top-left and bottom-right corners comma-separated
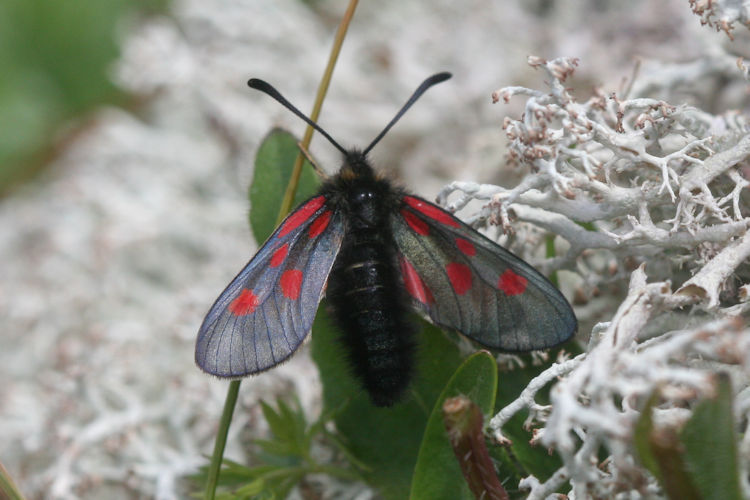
(196, 73, 577, 406)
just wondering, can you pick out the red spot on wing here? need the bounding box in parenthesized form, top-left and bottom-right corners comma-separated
(455, 237, 476, 256)
(399, 257, 434, 305)
(401, 209, 429, 235)
(280, 269, 303, 300)
(308, 210, 332, 238)
(446, 262, 472, 295)
(229, 289, 260, 315)
(404, 196, 459, 227)
(278, 196, 326, 237)
(270, 243, 288, 268)
(498, 269, 528, 296)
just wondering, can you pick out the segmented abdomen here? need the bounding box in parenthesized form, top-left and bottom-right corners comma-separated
(328, 229, 416, 407)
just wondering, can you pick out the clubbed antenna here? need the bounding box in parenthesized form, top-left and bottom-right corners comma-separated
(248, 72, 452, 157)
(247, 78, 348, 155)
(363, 72, 452, 155)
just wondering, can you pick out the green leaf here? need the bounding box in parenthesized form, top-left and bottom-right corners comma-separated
(410, 352, 498, 500)
(633, 391, 662, 479)
(248, 129, 320, 242)
(634, 390, 701, 500)
(310, 308, 464, 499)
(255, 399, 311, 463)
(232, 477, 267, 497)
(681, 373, 742, 500)
(635, 376, 742, 500)
(192, 395, 360, 499)
(259, 400, 290, 442)
(278, 400, 309, 457)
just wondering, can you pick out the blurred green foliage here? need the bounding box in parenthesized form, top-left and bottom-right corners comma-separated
(410, 352, 498, 500)
(249, 129, 321, 243)
(635, 374, 742, 500)
(0, 0, 168, 193)
(193, 398, 360, 500)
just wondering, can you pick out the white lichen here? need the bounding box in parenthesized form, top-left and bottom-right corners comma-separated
(473, 56, 750, 498)
(688, 0, 750, 39)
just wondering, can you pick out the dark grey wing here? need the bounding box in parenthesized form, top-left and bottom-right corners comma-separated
(196, 196, 344, 376)
(391, 195, 576, 351)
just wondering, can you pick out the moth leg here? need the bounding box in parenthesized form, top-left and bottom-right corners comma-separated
(297, 141, 328, 180)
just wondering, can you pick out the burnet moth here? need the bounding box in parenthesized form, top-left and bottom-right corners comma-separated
(196, 73, 577, 407)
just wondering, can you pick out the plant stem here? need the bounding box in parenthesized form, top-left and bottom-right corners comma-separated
(204, 380, 240, 500)
(0, 461, 26, 500)
(276, 0, 359, 223)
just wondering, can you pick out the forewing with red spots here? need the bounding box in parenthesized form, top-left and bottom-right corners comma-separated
(392, 195, 576, 351)
(196, 196, 344, 376)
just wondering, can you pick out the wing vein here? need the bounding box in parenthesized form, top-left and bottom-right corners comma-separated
(391, 197, 576, 350)
(408, 219, 465, 331)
